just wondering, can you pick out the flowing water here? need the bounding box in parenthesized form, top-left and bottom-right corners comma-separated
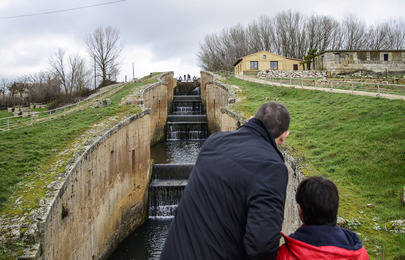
(109, 83, 207, 259)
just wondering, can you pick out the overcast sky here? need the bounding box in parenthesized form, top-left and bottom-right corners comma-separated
(0, 0, 404, 82)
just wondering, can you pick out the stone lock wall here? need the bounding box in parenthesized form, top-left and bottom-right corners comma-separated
(142, 72, 174, 144)
(205, 82, 234, 134)
(201, 71, 302, 236)
(160, 72, 175, 113)
(200, 71, 213, 112)
(40, 113, 152, 260)
(29, 72, 174, 259)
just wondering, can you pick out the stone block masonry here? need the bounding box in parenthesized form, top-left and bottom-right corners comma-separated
(258, 70, 327, 79)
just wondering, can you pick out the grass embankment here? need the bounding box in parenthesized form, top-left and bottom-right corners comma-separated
(0, 111, 12, 119)
(0, 75, 157, 214)
(224, 76, 405, 258)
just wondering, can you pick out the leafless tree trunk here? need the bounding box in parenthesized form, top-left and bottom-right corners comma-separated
(49, 49, 91, 96)
(257, 15, 276, 53)
(0, 78, 10, 101)
(69, 55, 91, 95)
(387, 19, 405, 50)
(85, 26, 121, 86)
(49, 49, 68, 94)
(342, 14, 367, 49)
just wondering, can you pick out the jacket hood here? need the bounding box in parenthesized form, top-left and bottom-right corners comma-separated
(243, 118, 284, 161)
(278, 226, 368, 259)
(289, 225, 363, 250)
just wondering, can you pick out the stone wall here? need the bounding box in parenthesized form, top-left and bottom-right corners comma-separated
(161, 72, 175, 113)
(22, 72, 174, 259)
(143, 72, 175, 144)
(201, 71, 302, 236)
(40, 112, 152, 260)
(258, 70, 327, 79)
(314, 50, 405, 75)
(200, 71, 213, 112)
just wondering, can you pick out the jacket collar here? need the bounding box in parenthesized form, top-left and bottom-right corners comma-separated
(242, 118, 285, 161)
(288, 225, 363, 251)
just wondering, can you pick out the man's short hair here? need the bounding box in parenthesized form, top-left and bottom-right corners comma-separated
(254, 102, 290, 138)
(296, 176, 339, 226)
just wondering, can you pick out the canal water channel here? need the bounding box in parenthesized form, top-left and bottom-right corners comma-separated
(109, 82, 208, 259)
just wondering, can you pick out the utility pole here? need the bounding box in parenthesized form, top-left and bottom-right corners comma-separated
(132, 62, 135, 80)
(94, 56, 97, 90)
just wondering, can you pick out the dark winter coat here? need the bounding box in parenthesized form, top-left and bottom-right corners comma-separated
(276, 225, 369, 259)
(160, 118, 289, 260)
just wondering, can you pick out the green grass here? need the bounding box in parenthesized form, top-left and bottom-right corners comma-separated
(223, 76, 405, 258)
(0, 110, 13, 118)
(29, 107, 48, 112)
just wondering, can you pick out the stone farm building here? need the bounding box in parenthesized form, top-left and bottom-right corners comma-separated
(313, 50, 405, 75)
(233, 51, 306, 76)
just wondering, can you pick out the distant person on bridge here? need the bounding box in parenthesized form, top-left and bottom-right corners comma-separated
(276, 176, 369, 259)
(161, 102, 290, 260)
(187, 74, 191, 81)
(178, 76, 182, 81)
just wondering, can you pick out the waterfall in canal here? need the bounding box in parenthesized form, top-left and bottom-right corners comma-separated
(110, 80, 207, 259)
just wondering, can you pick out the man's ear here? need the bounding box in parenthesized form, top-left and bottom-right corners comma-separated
(275, 130, 289, 145)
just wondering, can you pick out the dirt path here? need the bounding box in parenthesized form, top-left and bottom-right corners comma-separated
(237, 75, 405, 101)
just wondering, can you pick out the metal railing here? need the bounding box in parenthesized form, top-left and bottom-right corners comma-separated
(256, 77, 405, 97)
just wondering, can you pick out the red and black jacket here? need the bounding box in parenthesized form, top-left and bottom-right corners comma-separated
(276, 225, 369, 259)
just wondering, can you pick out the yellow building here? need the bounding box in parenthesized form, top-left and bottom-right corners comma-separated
(233, 51, 305, 75)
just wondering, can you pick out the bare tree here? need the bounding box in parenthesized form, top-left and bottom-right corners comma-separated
(68, 55, 91, 95)
(49, 49, 68, 94)
(0, 78, 10, 100)
(365, 22, 390, 49)
(49, 49, 91, 95)
(85, 26, 122, 86)
(342, 14, 367, 49)
(387, 19, 405, 49)
(26, 71, 61, 103)
(257, 15, 276, 53)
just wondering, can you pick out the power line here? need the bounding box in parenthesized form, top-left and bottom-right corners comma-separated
(0, 0, 127, 19)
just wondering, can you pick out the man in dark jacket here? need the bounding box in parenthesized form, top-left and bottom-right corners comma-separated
(161, 102, 290, 260)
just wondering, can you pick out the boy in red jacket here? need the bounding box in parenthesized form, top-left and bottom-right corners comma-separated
(277, 176, 369, 259)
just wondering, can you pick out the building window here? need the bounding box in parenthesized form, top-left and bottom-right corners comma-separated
(270, 61, 278, 70)
(293, 64, 298, 71)
(384, 54, 389, 61)
(334, 53, 340, 64)
(250, 61, 258, 70)
(263, 55, 266, 59)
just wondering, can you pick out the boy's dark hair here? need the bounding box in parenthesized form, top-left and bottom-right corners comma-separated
(296, 176, 339, 226)
(254, 102, 290, 138)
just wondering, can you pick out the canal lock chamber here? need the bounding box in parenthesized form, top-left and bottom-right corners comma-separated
(110, 81, 207, 259)
(109, 74, 302, 259)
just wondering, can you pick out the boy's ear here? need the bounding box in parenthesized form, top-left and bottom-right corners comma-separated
(275, 130, 289, 145)
(298, 204, 304, 224)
